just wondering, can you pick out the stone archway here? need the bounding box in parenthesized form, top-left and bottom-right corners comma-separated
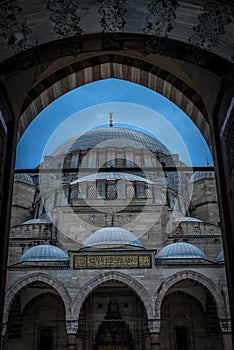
(73, 271, 154, 321)
(74, 273, 151, 350)
(3, 272, 72, 326)
(18, 54, 210, 147)
(155, 270, 227, 322)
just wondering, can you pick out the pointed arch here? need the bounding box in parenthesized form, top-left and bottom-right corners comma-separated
(18, 54, 210, 147)
(72, 271, 154, 320)
(3, 272, 72, 324)
(155, 270, 226, 322)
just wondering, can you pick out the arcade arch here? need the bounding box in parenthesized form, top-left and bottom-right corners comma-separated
(76, 279, 148, 350)
(18, 54, 211, 147)
(155, 270, 227, 321)
(73, 271, 154, 321)
(3, 272, 72, 326)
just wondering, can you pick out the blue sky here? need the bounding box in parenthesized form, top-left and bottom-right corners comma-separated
(16, 78, 213, 169)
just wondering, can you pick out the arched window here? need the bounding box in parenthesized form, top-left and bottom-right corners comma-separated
(107, 183, 117, 199)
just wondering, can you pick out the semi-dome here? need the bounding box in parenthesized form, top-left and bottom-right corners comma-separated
(18, 244, 69, 263)
(216, 250, 225, 263)
(82, 227, 144, 249)
(20, 217, 52, 225)
(70, 172, 154, 185)
(155, 242, 207, 261)
(190, 171, 215, 183)
(14, 173, 34, 186)
(52, 127, 171, 156)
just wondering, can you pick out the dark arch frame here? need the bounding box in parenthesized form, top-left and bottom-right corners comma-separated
(0, 29, 233, 341)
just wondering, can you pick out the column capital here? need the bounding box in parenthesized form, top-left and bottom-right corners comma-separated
(66, 319, 78, 335)
(148, 318, 161, 334)
(219, 319, 232, 334)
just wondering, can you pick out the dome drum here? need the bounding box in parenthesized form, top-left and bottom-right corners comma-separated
(69, 173, 158, 202)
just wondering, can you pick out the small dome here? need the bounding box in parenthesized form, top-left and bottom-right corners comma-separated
(82, 227, 144, 249)
(18, 244, 69, 263)
(216, 250, 225, 263)
(71, 172, 154, 185)
(190, 171, 215, 183)
(155, 242, 207, 261)
(173, 216, 203, 223)
(14, 173, 34, 186)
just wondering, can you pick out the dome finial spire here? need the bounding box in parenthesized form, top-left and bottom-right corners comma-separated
(109, 112, 113, 128)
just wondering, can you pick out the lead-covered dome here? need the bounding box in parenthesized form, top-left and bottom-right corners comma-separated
(155, 242, 207, 261)
(190, 171, 215, 183)
(53, 127, 171, 156)
(18, 244, 69, 263)
(82, 227, 144, 249)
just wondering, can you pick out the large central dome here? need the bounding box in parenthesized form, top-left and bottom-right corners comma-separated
(53, 127, 171, 156)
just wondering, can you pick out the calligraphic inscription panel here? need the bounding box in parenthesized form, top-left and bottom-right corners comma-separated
(73, 254, 151, 269)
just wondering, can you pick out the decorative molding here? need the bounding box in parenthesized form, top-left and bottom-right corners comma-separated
(0, 1, 33, 53)
(99, 0, 126, 33)
(47, 0, 82, 38)
(190, 0, 234, 50)
(144, 0, 177, 37)
(144, 0, 177, 54)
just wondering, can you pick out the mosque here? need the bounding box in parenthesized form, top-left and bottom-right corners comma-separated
(3, 116, 231, 350)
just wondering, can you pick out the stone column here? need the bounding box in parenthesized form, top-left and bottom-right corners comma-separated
(150, 333, 160, 350)
(148, 319, 161, 350)
(66, 320, 78, 350)
(220, 319, 233, 350)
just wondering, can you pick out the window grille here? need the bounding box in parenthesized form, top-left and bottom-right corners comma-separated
(193, 226, 201, 236)
(145, 187, 153, 198)
(107, 184, 117, 199)
(88, 185, 97, 199)
(174, 225, 183, 237)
